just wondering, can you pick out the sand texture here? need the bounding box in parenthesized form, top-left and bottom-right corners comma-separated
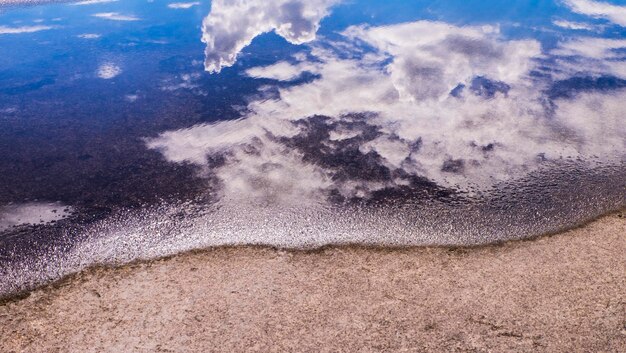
(1, 213, 625, 352)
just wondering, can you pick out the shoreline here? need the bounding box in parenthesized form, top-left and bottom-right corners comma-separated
(1, 209, 623, 304)
(1, 211, 625, 351)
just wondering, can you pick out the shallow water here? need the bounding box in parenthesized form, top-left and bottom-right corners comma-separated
(0, 0, 625, 297)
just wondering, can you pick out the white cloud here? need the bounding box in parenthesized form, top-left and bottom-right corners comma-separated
(97, 62, 122, 79)
(168, 2, 200, 9)
(552, 37, 626, 78)
(77, 33, 101, 39)
(552, 19, 596, 30)
(245, 60, 320, 81)
(0, 25, 54, 35)
(92, 12, 140, 21)
(553, 90, 626, 156)
(563, 0, 626, 26)
(160, 72, 205, 93)
(217, 137, 333, 205)
(72, 0, 118, 5)
(360, 136, 412, 169)
(343, 22, 540, 101)
(148, 20, 626, 204)
(146, 116, 299, 164)
(552, 37, 626, 59)
(201, 0, 339, 73)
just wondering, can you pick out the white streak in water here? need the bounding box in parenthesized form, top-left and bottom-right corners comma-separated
(0, 25, 54, 35)
(168, 2, 199, 9)
(92, 12, 140, 21)
(0, 203, 71, 232)
(96, 62, 122, 79)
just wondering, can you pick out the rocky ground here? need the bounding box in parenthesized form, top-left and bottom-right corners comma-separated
(1, 213, 624, 352)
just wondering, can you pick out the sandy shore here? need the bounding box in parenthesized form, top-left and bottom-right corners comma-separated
(1, 213, 624, 352)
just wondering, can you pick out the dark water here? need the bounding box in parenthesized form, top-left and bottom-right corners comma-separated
(0, 0, 625, 297)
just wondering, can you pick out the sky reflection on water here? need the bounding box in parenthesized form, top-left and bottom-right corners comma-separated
(0, 0, 625, 296)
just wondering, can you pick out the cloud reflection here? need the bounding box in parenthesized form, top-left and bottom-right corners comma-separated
(201, 0, 339, 73)
(0, 25, 55, 35)
(97, 62, 122, 79)
(72, 0, 118, 5)
(92, 12, 140, 21)
(168, 2, 200, 9)
(0, 203, 71, 232)
(563, 0, 626, 27)
(148, 19, 626, 205)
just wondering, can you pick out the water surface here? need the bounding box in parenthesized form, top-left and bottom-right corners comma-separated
(0, 0, 625, 296)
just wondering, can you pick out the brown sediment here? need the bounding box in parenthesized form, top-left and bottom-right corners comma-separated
(0, 212, 625, 352)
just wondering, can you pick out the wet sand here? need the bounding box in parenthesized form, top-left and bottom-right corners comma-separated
(0, 213, 624, 352)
